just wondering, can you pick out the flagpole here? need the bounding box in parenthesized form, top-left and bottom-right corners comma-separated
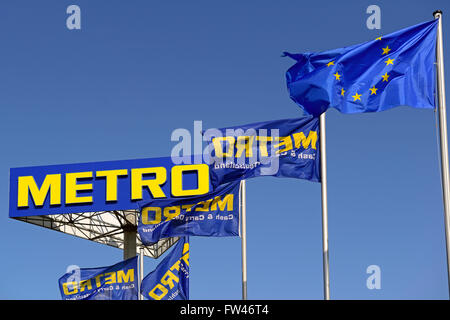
(320, 112, 330, 300)
(240, 179, 248, 300)
(433, 10, 450, 297)
(139, 247, 144, 300)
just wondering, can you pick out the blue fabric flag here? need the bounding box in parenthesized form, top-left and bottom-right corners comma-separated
(284, 19, 438, 116)
(204, 116, 320, 186)
(138, 180, 240, 244)
(141, 237, 189, 300)
(58, 256, 138, 300)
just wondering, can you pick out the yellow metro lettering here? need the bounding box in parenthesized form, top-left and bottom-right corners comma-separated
(147, 242, 189, 300)
(210, 194, 234, 211)
(79, 279, 92, 292)
(62, 282, 78, 295)
(142, 207, 162, 225)
(17, 174, 61, 207)
(212, 136, 235, 157)
(292, 131, 317, 150)
(117, 269, 134, 283)
(104, 272, 116, 285)
(210, 130, 316, 159)
(160, 270, 179, 289)
(171, 164, 209, 197)
(163, 206, 181, 220)
(170, 260, 181, 272)
(218, 134, 314, 158)
(62, 269, 135, 296)
(195, 199, 212, 212)
(140, 193, 234, 224)
(149, 284, 168, 300)
(17, 164, 211, 209)
(274, 136, 293, 154)
(181, 243, 190, 266)
(95, 274, 103, 288)
(65, 171, 93, 204)
(96, 169, 128, 201)
(131, 167, 167, 200)
(181, 204, 194, 212)
(256, 136, 272, 157)
(235, 136, 254, 158)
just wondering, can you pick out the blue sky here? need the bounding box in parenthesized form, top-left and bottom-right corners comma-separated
(0, 0, 449, 299)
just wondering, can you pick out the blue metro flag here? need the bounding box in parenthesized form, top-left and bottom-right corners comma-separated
(283, 19, 438, 116)
(141, 237, 189, 300)
(58, 256, 138, 300)
(138, 180, 240, 244)
(205, 116, 320, 186)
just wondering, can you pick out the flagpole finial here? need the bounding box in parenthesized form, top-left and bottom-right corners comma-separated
(434, 10, 443, 18)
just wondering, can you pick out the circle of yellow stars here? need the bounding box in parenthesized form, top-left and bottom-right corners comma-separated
(326, 35, 396, 103)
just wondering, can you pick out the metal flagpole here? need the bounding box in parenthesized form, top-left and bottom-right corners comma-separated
(240, 179, 248, 300)
(320, 112, 330, 300)
(433, 10, 450, 297)
(139, 247, 144, 300)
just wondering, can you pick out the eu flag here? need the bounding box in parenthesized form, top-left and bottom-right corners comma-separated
(283, 19, 438, 116)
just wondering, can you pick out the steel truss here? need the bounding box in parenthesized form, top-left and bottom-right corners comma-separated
(13, 209, 177, 258)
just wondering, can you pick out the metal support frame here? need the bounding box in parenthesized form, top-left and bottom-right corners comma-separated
(13, 210, 177, 259)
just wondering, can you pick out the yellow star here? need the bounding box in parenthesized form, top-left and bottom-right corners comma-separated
(382, 46, 391, 55)
(369, 86, 378, 95)
(340, 88, 345, 96)
(352, 92, 362, 101)
(327, 61, 335, 67)
(375, 36, 382, 41)
(382, 72, 390, 82)
(384, 58, 395, 66)
(333, 72, 341, 81)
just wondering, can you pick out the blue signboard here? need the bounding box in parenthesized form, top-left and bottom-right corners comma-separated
(9, 156, 210, 217)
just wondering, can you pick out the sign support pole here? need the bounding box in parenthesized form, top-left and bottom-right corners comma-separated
(123, 211, 137, 260)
